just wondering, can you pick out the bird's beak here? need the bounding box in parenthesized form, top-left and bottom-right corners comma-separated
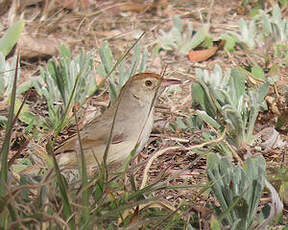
(161, 78, 182, 87)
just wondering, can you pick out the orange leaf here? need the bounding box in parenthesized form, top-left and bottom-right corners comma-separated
(188, 47, 218, 62)
(188, 40, 225, 62)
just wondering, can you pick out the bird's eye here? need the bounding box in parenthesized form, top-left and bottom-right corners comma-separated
(145, 80, 152, 87)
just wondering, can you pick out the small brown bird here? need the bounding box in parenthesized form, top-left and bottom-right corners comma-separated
(55, 73, 180, 170)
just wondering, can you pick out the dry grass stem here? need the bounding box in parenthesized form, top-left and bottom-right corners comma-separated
(140, 127, 227, 189)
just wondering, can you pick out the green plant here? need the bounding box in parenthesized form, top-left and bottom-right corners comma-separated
(158, 16, 208, 55)
(259, 4, 288, 43)
(0, 53, 20, 99)
(0, 53, 35, 127)
(274, 43, 288, 59)
(170, 116, 204, 132)
(96, 41, 148, 104)
(269, 167, 288, 208)
(0, 20, 38, 131)
(191, 65, 269, 150)
(0, 168, 192, 229)
(279, 0, 288, 5)
(32, 44, 97, 130)
(0, 53, 38, 128)
(207, 154, 269, 229)
(0, 20, 24, 57)
(0, 55, 20, 228)
(237, 18, 257, 49)
(220, 33, 238, 52)
(228, 4, 288, 50)
(242, 0, 288, 6)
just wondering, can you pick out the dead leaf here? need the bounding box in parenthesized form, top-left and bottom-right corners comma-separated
(236, 67, 265, 85)
(56, 0, 89, 10)
(256, 179, 283, 229)
(188, 40, 225, 62)
(119, 2, 143, 12)
(119, 0, 168, 13)
(59, 0, 75, 9)
(256, 127, 287, 149)
(266, 96, 280, 115)
(17, 34, 59, 59)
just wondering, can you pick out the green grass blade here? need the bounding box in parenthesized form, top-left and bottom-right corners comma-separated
(46, 141, 75, 229)
(0, 54, 20, 228)
(0, 54, 19, 191)
(74, 113, 89, 224)
(0, 20, 24, 57)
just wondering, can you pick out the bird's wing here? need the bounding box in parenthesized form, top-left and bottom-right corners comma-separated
(55, 101, 130, 154)
(54, 121, 128, 154)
